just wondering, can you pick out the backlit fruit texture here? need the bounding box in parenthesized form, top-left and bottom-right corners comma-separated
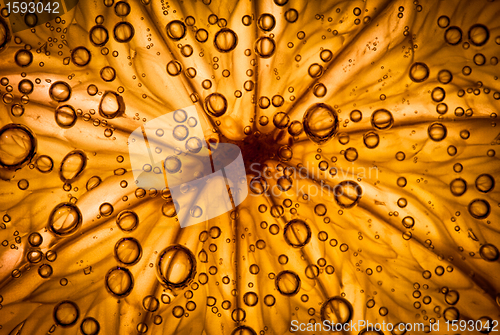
(0, 0, 499, 334)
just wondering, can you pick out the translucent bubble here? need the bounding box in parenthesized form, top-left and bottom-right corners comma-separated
(277, 176, 292, 191)
(258, 13, 276, 31)
(15, 49, 33, 67)
(288, 120, 303, 136)
(334, 180, 362, 208)
(59, 150, 87, 183)
(284, 219, 311, 248)
(427, 123, 447, 141)
(363, 131, 379, 149)
(166, 20, 186, 41)
(80, 317, 100, 335)
(0, 17, 10, 50)
(409, 62, 429, 82)
(449, 178, 466, 196)
(313, 83, 327, 97)
(114, 237, 142, 265)
(308, 63, 323, 78)
(436, 103, 448, 114)
(402, 216, 415, 229)
(278, 145, 293, 162)
(437, 69, 453, 84)
(437, 15, 450, 28)
(116, 210, 138, 232)
(114, 1, 131, 16)
(479, 243, 499, 262)
(28, 232, 43, 246)
(27, 249, 43, 263)
(113, 22, 134, 42)
(473, 53, 486, 66)
(344, 147, 358, 162)
(173, 125, 189, 141)
(475, 174, 494, 193)
(98, 200, 113, 217)
(190, 205, 203, 218)
(164, 156, 181, 174)
(185, 137, 203, 153)
(71, 46, 91, 66)
(254, 37, 276, 58)
(86, 176, 101, 191)
(443, 307, 460, 321)
(264, 294, 275, 306)
(162, 200, 178, 217)
(0, 124, 37, 168)
(100, 66, 116, 82)
(53, 300, 79, 327)
(49, 81, 72, 102)
(431, 87, 446, 102)
(156, 245, 196, 288)
(214, 28, 238, 52)
(105, 267, 134, 297)
(143, 295, 159, 312)
(468, 199, 490, 219)
(205, 92, 227, 117)
(10, 103, 25, 117)
(38, 263, 53, 278)
(48, 203, 82, 236)
(18, 79, 34, 94)
(166, 60, 182, 76)
(250, 177, 268, 194)
(273, 112, 290, 129)
(445, 26, 462, 45)
(187, 116, 197, 127)
(275, 270, 300, 296)
(370, 109, 394, 130)
(173, 109, 187, 123)
(55, 105, 77, 128)
(242, 292, 258, 307)
(350, 110, 362, 122)
(468, 24, 489, 46)
(89, 25, 109, 46)
(99, 91, 125, 119)
(195, 28, 209, 43)
(303, 103, 339, 144)
(321, 296, 353, 325)
(284, 8, 299, 23)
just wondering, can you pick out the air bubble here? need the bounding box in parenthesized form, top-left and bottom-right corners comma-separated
(370, 109, 394, 130)
(427, 123, 447, 141)
(113, 22, 134, 43)
(205, 93, 227, 117)
(59, 150, 87, 183)
(114, 237, 142, 265)
(48, 202, 82, 236)
(156, 245, 196, 288)
(214, 28, 238, 52)
(409, 62, 429, 82)
(275, 270, 300, 296)
(99, 91, 125, 119)
(105, 267, 134, 297)
(334, 180, 362, 208)
(53, 300, 79, 327)
(445, 26, 462, 45)
(55, 105, 77, 128)
(0, 124, 37, 169)
(254, 37, 276, 58)
(283, 219, 311, 248)
(303, 103, 339, 144)
(321, 297, 353, 326)
(49, 81, 72, 102)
